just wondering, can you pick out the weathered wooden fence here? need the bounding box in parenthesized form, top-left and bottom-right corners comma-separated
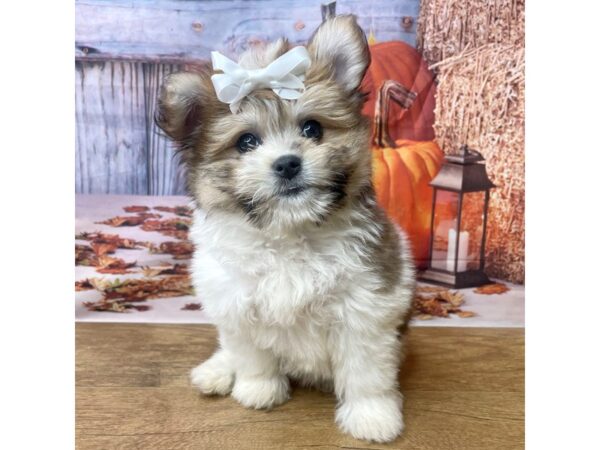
(75, 0, 421, 195)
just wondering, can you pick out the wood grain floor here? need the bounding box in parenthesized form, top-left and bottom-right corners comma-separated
(76, 323, 524, 449)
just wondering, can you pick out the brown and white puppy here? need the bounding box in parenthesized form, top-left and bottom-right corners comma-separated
(156, 15, 415, 443)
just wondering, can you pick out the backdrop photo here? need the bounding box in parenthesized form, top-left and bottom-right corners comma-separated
(75, 0, 524, 326)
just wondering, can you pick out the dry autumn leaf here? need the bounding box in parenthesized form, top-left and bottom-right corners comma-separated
(83, 300, 127, 313)
(76, 231, 146, 249)
(415, 314, 433, 320)
(147, 241, 194, 259)
(136, 213, 162, 220)
(457, 311, 476, 318)
(474, 283, 510, 295)
(75, 244, 97, 266)
(154, 205, 193, 217)
(91, 276, 194, 302)
(437, 290, 464, 307)
(90, 242, 117, 256)
(414, 296, 449, 317)
(141, 263, 189, 277)
(416, 285, 449, 294)
(75, 279, 94, 291)
(95, 255, 136, 274)
(413, 287, 474, 319)
(141, 218, 191, 240)
(97, 215, 147, 227)
(76, 236, 140, 273)
(123, 205, 150, 213)
(181, 303, 203, 311)
(95, 268, 133, 275)
(82, 300, 150, 313)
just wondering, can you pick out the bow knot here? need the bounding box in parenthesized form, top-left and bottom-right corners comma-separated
(211, 46, 311, 113)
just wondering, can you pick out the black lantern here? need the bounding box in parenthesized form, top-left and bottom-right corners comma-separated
(419, 146, 496, 288)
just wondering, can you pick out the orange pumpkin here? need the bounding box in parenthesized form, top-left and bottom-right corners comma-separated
(369, 78, 444, 269)
(372, 139, 444, 268)
(361, 41, 436, 142)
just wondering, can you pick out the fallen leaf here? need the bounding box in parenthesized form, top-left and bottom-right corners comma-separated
(95, 268, 131, 275)
(141, 218, 191, 240)
(90, 242, 117, 256)
(457, 311, 476, 318)
(95, 255, 136, 274)
(136, 212, 162, 219)
(97, 215, 147, 227)
(76, 241, 137, 273)
(474, 283, 510, 295)
(147, 241, 194, 259)
(75, 279, 94, 291)
(414, 295, 449, 317)
(76, 231, 146, 249)
(181, 303, 203, 311)
(87, 278, 121, 292)
(123, 205, 150, 213)
(75, 244, 97, 266)
(141, 263, 189, 277)
(154, 205, 193, 217)
(416, 285, 449, 294)
(82, 276, 194, 314)
(133, 305, 151, 311)
(437, 290, 465, 307)
(415, 314, 433, 320)
(93, 276, 194, 302)
(413, 287, 471, 319)
(83, 300, 127, 313)
(82, 300, 151, 313)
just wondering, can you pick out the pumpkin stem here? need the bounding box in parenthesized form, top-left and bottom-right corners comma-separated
(374, 79, 417, 148)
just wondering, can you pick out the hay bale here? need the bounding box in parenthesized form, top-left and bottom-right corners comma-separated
(417, 0, 524, 68)
(432, 44, 524, 283)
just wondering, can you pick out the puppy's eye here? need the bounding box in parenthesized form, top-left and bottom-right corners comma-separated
(300, 120, 322, 140)
(236, 133, 262, 153)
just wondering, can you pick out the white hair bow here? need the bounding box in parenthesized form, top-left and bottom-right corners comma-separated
(211, 46, 311, 113)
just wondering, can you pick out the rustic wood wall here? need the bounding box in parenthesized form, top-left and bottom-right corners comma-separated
(75, 0, 421, 195)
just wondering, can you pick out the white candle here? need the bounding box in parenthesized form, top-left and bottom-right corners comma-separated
(446, 229, 469, 272)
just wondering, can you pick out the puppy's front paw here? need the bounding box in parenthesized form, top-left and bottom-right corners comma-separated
(232, 375, 290, 410)
(190, 360, 234, 396)
(335, 395, 404, 443)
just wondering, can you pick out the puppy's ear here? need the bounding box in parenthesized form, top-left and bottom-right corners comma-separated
(307, 15, 370, 92)
(155, 71, 213, 145)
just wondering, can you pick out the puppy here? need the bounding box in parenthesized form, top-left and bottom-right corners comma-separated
(156, 15, 415, 443)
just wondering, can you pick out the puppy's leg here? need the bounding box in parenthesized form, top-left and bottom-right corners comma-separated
(331, 325, 404, 443)
(227, 334, 290, 410)
(190, 346, 235, 396)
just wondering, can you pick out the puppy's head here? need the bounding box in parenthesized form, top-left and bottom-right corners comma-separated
(157, 15, 371, 231)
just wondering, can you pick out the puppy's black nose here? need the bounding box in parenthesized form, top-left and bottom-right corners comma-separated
(272, 155, 302, 180)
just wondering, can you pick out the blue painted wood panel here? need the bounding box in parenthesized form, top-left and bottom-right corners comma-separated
(76, 0, 420, 62)
(75, 0, 421, 195)
(76, 61, 149, 194)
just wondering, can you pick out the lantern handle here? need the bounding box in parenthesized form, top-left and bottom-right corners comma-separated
(373, 79, 417, 148)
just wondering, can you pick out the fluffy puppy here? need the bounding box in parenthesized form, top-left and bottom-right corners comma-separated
(156, 15, 415, 443)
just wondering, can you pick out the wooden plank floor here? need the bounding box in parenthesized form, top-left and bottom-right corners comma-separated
(76, 324, 524, 449)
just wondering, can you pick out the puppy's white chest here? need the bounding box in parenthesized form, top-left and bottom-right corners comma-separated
(191, 212, 349, 328)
